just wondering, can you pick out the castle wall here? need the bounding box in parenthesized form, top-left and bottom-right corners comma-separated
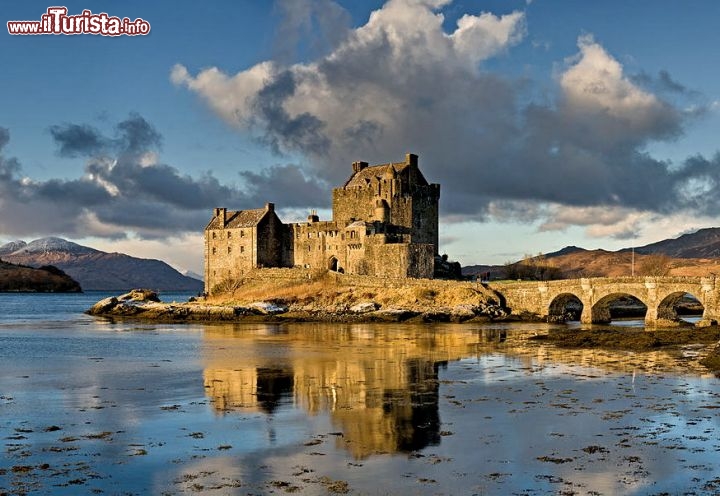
(365, 242, 434, 279)
(256, 214, 285, 267)
(205, 226, 258, 293)
(410, 184, 440, 248)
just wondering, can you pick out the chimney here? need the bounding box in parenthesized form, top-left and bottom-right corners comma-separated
(405, 153, 418, 167)
(307, 209, 319, 223)
(352, 161, 368, 173)
(265, 202, 274, 212)
(214, 207, 227, 226)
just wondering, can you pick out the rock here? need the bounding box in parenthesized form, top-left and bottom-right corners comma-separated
(451, 304, 477, 320)
(372, 308, 418, 322)
(420, 311, 451, 322)
(249, 301, 288, 315)
(350, 302, 380, 313)
(87, 296, 118, 315)
(118, 289, 160, 303)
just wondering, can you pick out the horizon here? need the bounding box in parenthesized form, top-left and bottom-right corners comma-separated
(4, 1, 720, 274)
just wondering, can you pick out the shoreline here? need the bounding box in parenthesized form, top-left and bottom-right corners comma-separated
(86, 287, 720, 374)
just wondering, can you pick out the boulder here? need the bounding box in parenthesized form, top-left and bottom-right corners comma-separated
(118, 289, 160, 302)
(87, 296, 118, 315)
(249, 301, 288, 315)
(350, 302, 380, 313)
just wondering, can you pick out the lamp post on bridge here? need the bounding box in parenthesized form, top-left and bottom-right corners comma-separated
(631, 246, 635, 277)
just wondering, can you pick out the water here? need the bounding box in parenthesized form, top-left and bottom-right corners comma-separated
(1, 294, 720, 495)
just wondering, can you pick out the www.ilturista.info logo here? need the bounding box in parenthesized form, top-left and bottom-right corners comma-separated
(7, 7, 150, 36)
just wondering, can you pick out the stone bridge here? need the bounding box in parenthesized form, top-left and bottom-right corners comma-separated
(489, 276, 720, 326)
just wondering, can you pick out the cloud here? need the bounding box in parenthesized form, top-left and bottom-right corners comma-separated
(272, 0, 351, 63)
(240, 164, 329, 208)
(171, 0, 720, 236)
(0, 116, 327, 240)
(172, 0, 720, 231)
(538, 204, 648, 240)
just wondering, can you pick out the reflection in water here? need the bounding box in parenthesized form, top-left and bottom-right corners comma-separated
(201, 322, 710, 460)
(202, 324, 481, 458)
(256, 367, 294, 414)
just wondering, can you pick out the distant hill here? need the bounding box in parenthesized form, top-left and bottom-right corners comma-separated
(463, 227, 720, 279)
(631, 227, 720, 258)
(1, 237, 204, 292)
(0, 259, 81, 292)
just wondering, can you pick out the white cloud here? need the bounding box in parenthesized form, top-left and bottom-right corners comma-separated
(171, 61, 276, 126)
(171, 0, 526, 173)
(561, 35, 658, 116)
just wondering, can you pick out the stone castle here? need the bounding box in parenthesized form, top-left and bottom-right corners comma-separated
(204, 153, 440, 293)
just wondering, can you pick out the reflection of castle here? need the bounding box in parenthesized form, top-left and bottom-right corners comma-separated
(202, 325, 477, 458)
(204, 153, 440, 292)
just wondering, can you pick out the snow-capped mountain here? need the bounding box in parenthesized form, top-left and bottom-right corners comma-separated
(1, 237, 203, 292)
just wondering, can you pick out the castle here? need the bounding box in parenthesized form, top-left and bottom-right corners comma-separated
(204, 153, 440, 293)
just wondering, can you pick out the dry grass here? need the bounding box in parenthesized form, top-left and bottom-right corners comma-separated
(203, 273, 496, 312)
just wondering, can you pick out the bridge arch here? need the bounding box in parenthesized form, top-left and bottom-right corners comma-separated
(548, 293, 583, 322)
(588, 292, 648, 324)
(654, 290, 704, 325)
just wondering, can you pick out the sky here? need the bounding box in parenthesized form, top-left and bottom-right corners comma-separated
(3, 0, 720, 274)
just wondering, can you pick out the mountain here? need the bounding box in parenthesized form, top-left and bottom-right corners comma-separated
(1, 237, 204, 292)
(183, 270, 204, 282)
(462, 227, 720, 279)
(0, 260, 81, 292)
(632, 227, 720, 258)
(0, 240, 27, 256)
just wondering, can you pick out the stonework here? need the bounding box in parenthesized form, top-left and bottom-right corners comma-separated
(492, 276, 720, 326)
(205, 153, 440, 293)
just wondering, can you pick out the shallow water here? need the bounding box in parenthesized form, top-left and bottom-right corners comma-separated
(1, 294, 720, 495)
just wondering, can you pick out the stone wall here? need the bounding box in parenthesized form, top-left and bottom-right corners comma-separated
(205, 225, 258, 292)
(492, 276, 720, 326)
(257, 213, 285, 268)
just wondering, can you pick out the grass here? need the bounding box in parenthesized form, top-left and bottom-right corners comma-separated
(203, 272, 497, 313)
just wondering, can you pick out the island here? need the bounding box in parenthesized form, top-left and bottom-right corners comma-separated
(0, 259, 82, 292)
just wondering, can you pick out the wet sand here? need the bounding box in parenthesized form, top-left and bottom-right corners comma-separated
(2, 320, 720, 494)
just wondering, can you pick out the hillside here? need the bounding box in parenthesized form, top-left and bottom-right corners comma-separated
(1, 237, 204, 292)
(0, 259, 82, 292)
(463, 227, 720, 279)
(632, 227, 720, 258)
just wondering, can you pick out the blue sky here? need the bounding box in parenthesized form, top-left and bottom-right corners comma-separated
(2, 0, 720, 273)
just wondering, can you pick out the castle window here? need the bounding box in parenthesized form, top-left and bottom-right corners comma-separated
(240, 230, 245, 237)
(240, 246, 245, 253)
(212, 232, 216, 239)
(227, 246, 232, 254)
(212, 247, 216, 255)
(227, 231, 232, 239)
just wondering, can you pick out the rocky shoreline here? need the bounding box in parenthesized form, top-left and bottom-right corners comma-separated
(86, 289, 508, 324)
(86, 288, 720, 374)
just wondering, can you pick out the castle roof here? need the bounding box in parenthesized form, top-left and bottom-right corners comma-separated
(343, 162, 408, 188)
(206, 208, 268, 230)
